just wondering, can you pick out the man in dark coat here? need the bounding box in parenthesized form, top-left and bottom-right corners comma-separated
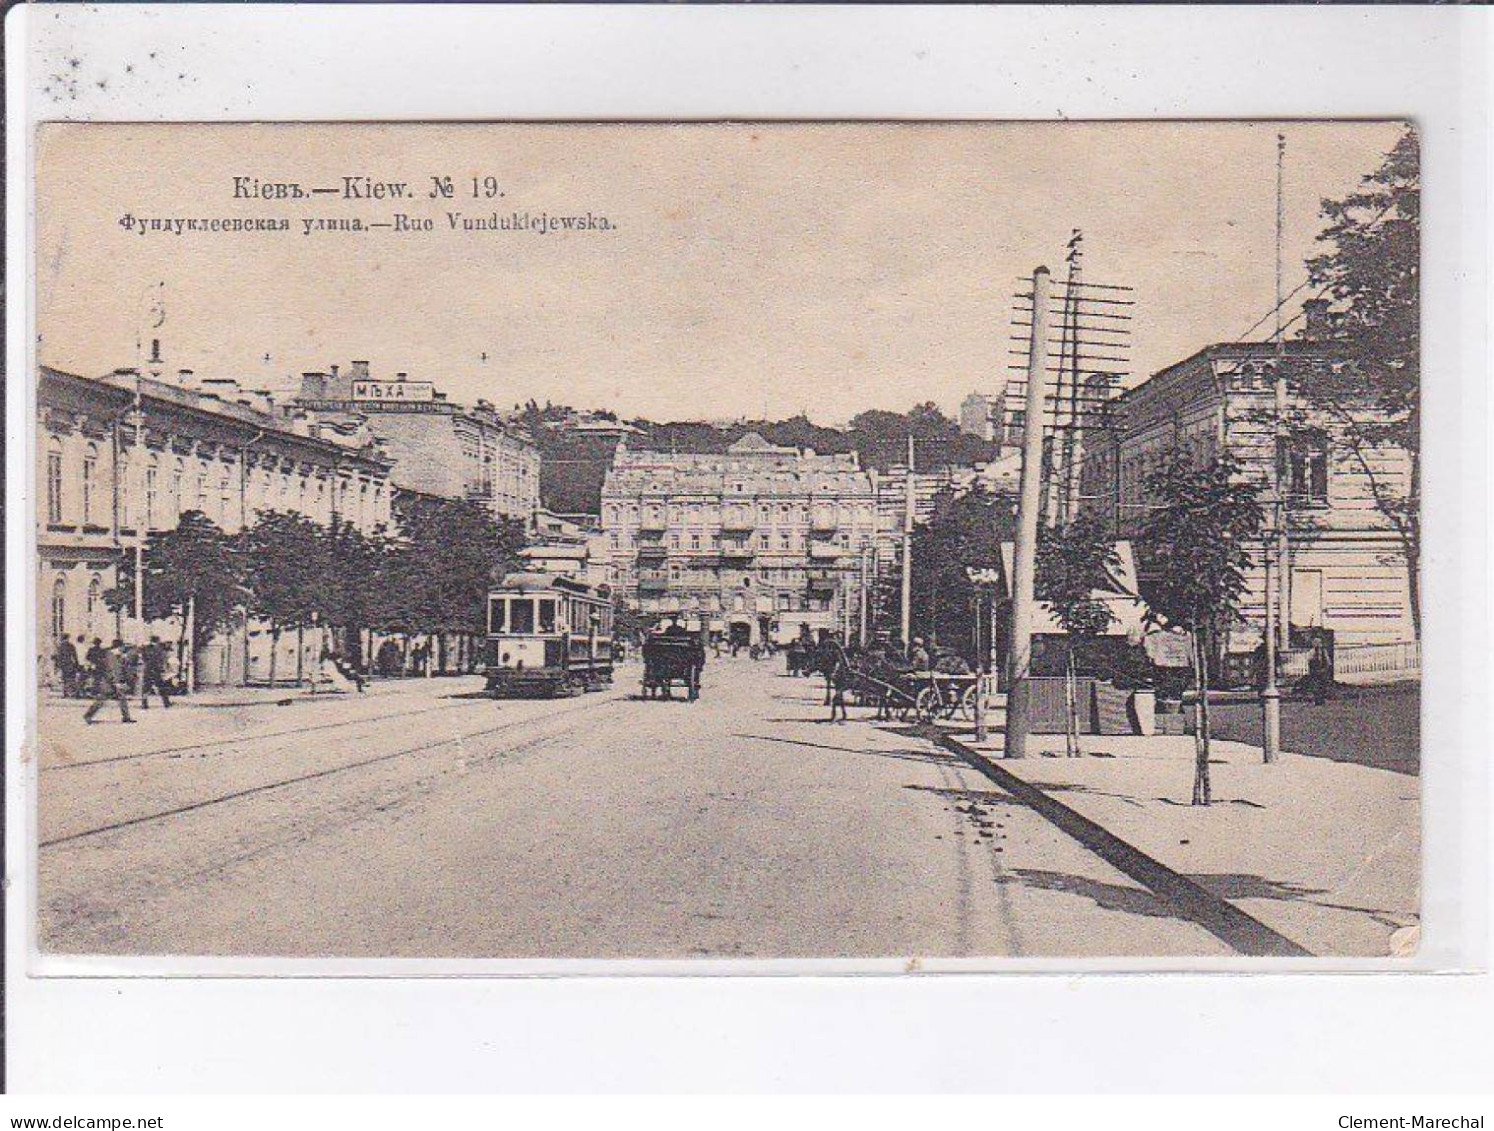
(139, 635, 173, 709)
(83, 640, 135, 724)
(54, 635, 81, 697)
(83, 637, 107, 695)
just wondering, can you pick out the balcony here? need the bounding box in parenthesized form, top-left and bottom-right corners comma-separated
(636, 542, 667, 562)
(810, 512, 839, 533)
(638, 516, 667, 533)
(720, 543, 755, 563)
(721, 514, 755, 532)
(808, 539, 844, 561)
(638, 572, 670, 594)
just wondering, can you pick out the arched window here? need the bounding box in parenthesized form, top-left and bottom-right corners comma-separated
(82, 443, 98, 526)
(171, 458, 184, 521)
(219, 470, 233, 525)
(118, 451, 133, 528)
(46, 438, 64, 525)
(145, 453, 160, 530)
(86, 574, 102, 635)
(50, 576, 67, 644)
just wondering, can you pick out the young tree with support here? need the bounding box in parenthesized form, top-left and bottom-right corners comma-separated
(1036, 513, 1119, 758)
(1140, 453, 1264, 806)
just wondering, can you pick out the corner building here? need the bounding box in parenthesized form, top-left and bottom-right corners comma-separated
(601, 434, 879, 646)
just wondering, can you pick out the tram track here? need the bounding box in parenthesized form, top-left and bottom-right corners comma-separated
(39, 690, 625, 850)
(40, 698, 484, 773)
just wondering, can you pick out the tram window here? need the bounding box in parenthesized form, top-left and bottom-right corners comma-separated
(511, 599, 535, 634)
(538, 599, 557, 633)
(489, 597, 507, 634)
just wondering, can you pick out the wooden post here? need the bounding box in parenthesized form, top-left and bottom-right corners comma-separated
(1005, 265, 1052, 760)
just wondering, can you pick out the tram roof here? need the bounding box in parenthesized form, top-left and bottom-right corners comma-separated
(491, 572, 610, 599)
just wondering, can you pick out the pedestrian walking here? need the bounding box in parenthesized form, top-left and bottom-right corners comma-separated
(54, 634, 81, 697)
(83, 637, 107, 695)
(83, 639, 136, 725)
(139, 635, 173, 709)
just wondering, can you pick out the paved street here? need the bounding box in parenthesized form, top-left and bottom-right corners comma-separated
(37, 656, 1236, 959)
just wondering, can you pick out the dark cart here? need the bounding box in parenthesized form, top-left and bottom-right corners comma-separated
(641, 635, 704, 701)
(847, 661, 978, 723)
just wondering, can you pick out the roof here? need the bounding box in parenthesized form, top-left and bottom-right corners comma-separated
(494, 571, 609, 598)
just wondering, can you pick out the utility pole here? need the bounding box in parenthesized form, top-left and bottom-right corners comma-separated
(130, 370, 146, 645)
(1262, 133, 1287, 764)
(900, 433, 914, 653)
(1005, 265, 1052, 760)
(858, 543, 870, 647)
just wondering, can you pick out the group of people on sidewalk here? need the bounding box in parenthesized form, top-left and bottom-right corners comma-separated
(52, 634, 177, 724)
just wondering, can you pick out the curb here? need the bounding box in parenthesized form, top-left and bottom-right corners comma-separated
(918, 725, 1314, 958)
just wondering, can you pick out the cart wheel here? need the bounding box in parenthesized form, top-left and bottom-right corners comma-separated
(914, 686, 940, 723)
(959, 683, 978, 721)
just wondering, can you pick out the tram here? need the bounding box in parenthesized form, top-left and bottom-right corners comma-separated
(483, 573, 615, 697)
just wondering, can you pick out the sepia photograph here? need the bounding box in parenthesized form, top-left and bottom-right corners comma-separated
(30, 120, 1420, 963)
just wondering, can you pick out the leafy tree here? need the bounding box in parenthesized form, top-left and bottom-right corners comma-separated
(1139, 454, 1264, 805)
(878, 485, 1017, 660)
(240, 510, 331, 686)
(1301, 124, 1420, 634)
(1036, 514, 1120, 757)
(106, 510, 242, 676)
(386, 493, 527, 671)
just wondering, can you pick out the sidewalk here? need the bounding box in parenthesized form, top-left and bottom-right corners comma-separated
(40, 673, 486, 711)
(932, 721, 1420, 957)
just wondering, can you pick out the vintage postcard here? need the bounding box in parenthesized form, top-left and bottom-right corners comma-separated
(31, 121, 1419, 962)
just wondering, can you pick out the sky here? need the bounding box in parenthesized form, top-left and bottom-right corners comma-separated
(36, 121, 1406, 426)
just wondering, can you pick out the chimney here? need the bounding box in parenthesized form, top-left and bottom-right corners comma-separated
(149, 338, 162, 365)
(1302, 298, 1332, 340)
(395, 371, 408, 381)
(300, 372, 328, 400)
(176, 368, 195, 389)
(349, 360, 371, 382)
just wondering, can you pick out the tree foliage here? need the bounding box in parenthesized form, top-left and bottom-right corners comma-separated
(1300, 124, 1421, 634)
(1139, 453, 1264, 805)
(1036, 514, 1119, 640)
(878, 485, 1017, 658)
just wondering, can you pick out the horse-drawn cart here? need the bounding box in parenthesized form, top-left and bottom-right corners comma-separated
(846, 661, 978, 723)
(641, 634, 704, 701)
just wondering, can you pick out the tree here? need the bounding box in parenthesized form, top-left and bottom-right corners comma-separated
(240, 510, 331, 686)
(106, 510, 242, 678)
(1301, 124, 1420, 635)
(1139, 454, 1264, 806)
(879, 485, 1017, 659)
(387, 493, 527, 672)
(1036, 514, 1119, 757)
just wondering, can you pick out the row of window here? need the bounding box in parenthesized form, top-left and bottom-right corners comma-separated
(43, 436, 389, 534)
(603, 502, 877, 527)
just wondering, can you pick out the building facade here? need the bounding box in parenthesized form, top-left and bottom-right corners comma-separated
(38, 362, 393, 685)
(959, 391, 1000, 441)
(296, 361, 540, 526)
(600, 434, 879, 645)
(1077, 312, 1417, 650)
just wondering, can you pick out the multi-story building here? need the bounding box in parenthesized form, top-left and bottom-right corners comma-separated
(1077, 302, 1417, 652)
(296, 361, 540, 527)
(959, 391, 1001, 441)
(600, 434, 879, 645)
(38, 357, 393, 685)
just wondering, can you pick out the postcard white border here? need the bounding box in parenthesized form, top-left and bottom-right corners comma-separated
(6, 2, 1491, 1092)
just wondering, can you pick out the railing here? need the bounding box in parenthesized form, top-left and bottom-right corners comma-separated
(1334, 640, 1420, 683)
